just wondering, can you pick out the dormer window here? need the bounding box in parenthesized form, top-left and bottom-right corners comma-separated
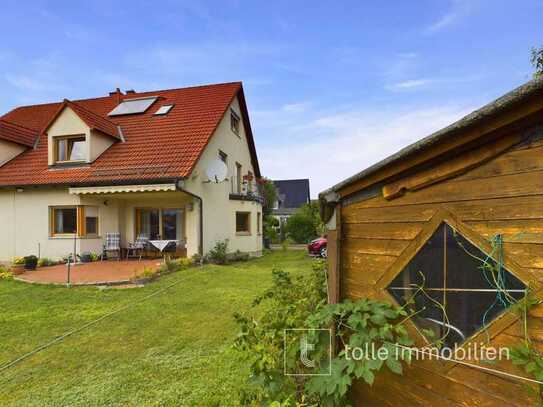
(54, 136, 86, 163)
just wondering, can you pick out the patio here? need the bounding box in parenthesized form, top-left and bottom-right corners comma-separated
(14, 259, 162, 286)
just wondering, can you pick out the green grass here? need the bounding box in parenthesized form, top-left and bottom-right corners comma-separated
(0, 250, 313, 406)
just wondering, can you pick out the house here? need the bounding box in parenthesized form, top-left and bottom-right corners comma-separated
(0, 82, 263, 261)
(272, 179, 310, 231)
(320, 77, 543, 405)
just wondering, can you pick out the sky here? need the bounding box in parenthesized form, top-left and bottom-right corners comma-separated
(1, 0, 542, 197)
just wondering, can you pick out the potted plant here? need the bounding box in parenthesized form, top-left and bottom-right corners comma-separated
(24, 255, 38, 271)
(10, 257, 25, 275)
(80, 252, 93, 263)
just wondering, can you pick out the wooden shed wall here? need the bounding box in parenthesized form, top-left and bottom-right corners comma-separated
(340, 134, 543, 406)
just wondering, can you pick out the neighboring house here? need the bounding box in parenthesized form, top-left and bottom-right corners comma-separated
(320, 77, 543, 405)
(272, 179, 310, 229)
(0, 82, 263, 261)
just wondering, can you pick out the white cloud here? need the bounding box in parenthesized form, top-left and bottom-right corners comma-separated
(257, 103, 478, 197)
(281, 102, 310, 113)
(385, 78, 435, 91)
(425, 0, 473, 33)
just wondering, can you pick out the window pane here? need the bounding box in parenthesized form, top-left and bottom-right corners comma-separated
(68, 138, 86, 161)
(236, 212, 250, 233)
(162, 209, 181, 240)
(388, 223, 445, 290)
(442, 290, 525, 348)
(86, 217, 98, 235)
(54, 208, 77, 234)
(57, 139, 67, 161)
(139, 209, 160, 239)
(446, 226, 525, 290)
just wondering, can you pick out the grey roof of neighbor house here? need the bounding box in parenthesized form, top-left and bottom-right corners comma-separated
(273, 179, 311, 210)
(321, 76, 543, 197)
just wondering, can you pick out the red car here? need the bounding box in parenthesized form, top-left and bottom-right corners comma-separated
(308, 237, 327, 258)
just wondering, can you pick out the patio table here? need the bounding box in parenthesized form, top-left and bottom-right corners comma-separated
(149, 240, 178, 252)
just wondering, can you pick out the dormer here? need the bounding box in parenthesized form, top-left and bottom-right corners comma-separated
(45, 100, 122, 166)
(0, 119, 38, 167)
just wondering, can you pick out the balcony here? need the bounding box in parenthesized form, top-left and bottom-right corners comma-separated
(229, 176, 264, 204)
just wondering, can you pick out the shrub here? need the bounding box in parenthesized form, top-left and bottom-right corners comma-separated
(0, 266, 13, 280)
(132, 266, 159, 282)
(38, 258, 54, 267)
(207, 239, 229, 265)
(90, 252, 100, 262)
(12, 257, 24, 265)
(284, 202, 324, 243)
(230, 250, 250, 262)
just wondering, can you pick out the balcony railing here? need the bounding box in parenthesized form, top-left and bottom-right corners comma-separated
(229, 176, 264, 203)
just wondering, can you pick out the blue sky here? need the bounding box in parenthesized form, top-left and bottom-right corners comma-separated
(1, 0, 542, 196)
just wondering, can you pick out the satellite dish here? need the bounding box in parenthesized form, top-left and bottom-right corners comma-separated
(205, 159, 228, 183)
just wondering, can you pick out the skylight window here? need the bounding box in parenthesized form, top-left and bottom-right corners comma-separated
(108, 97, 157, 116)
(154, 105, 174, 116)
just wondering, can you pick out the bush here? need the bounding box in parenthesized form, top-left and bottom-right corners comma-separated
(0, 266, 13, 280)
(284, 202, 324, 244)
(207, 239, 229, 265)
(230, 250, 250, 262)
(233, 260, 328, 404)
(12, 257, 24, 265)
(131, 266, 159, 282)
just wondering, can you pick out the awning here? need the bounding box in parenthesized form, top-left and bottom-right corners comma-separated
(69, 183, 177, 195)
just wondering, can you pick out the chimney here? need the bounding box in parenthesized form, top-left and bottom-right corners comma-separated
(109, 88, 123, 104)
(125, 89, 136, 95)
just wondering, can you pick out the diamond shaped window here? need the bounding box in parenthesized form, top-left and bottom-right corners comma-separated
(387, 222, 526, 347)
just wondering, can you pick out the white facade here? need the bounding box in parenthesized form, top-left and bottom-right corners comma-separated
(0, 96, 262, 261)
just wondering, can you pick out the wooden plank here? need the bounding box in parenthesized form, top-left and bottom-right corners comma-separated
(348, 170, 543, 209)
(338, 100, 543, 198)
(342, 222, 422, 240)
(502, 242, 543, 269)
(383, 133, 521, 200)
(466, 219, 543, 244)
(458, 143, 543, 181)
(448, 195, 543, 222)
(342, 253, 398, 285)
(342, 203, 437, 224)
(343, 239, 410, 256)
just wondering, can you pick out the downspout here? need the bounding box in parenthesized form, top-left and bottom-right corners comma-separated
(175, 180, 203, 257)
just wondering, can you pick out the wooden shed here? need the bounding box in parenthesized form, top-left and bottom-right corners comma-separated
(320, 77, 543, 406)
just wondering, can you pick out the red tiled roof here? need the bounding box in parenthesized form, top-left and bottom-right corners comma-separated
(0, 82, 260, 187)
(43, 99, 122, 140)
(0, 119, 38, 147)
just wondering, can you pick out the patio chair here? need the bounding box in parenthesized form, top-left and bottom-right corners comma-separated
(102, 232, 121, 261)
(126, 234, 149, 261)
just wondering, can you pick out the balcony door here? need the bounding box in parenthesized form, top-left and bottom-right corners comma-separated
(136, 208, 184, 241)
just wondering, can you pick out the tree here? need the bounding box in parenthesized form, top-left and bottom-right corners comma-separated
(531, 47, 543, 78)
(284, 202, 324, 244)
(259, 178, 279, 242)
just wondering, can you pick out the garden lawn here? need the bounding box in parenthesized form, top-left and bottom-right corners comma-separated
(0, 250, 313, 406)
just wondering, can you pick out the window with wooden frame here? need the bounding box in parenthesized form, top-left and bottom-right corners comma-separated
(50, 206, 99, 237)
(387, 222, 526, 348)
(54, 135, 86, 163)
(236, 212, 251, 235)
(230, 109, 240, 136)
(135, 208, 184, 241)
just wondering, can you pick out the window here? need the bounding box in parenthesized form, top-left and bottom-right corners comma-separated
(108, 97, 157, 116)
(84, 206, 99, 236)
(50, 206, 98, 237)
(219, 150, 228, 163)
(230, 109, 240, 136)
(54, 136, 86, 163)
(387, 222, 526, 348)
(257, 212, 261, 234)
(236, 162, 242, 194)
(136, 208, 184, 240)
(52, 207, 77, 235)
(154, 104, 174, 116)
(236, 212, 251, 234)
